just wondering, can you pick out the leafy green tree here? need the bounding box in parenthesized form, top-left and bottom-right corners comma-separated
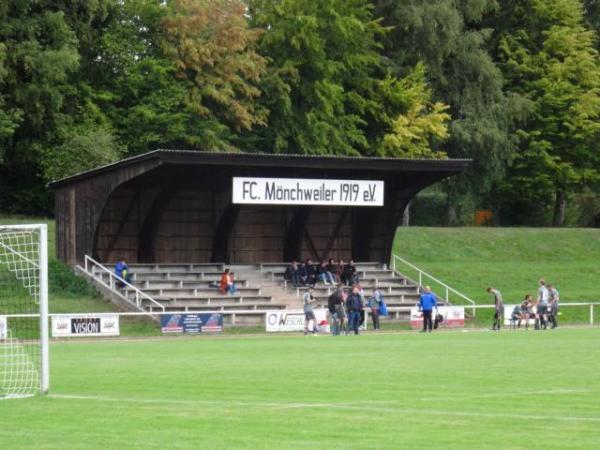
(495, 0, 600, 226)
(247, 0, 450, 157)
(40, 128, 123, 181)
(373, 0, 516, 224)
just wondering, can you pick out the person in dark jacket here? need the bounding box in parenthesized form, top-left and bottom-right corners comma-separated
(326, 258, 338, 282)
(327, 286, 344, 335)
(304, 259, 317, 287)
(284, 261, 300, 287)
(336, 260, 345, 284)
(297, 262, 307, 286)
(346, 285, 363, 335)
(419, 286, 437, 333)
(342, 260, 358, 286)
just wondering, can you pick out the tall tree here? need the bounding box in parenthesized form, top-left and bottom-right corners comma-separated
(373, 0, 516, 224)
(495, 0, 600, 226)
(247, 0, 450, 157)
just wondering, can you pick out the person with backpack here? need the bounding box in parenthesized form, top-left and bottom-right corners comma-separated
(346, 285, 363, 335)
(369, 287, 383, 331)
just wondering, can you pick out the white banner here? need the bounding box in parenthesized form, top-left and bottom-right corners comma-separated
(233, 177, 384, 206)
(0, 316, 6, 340)
(52, 314, 120, 337)
(265, 309, 328, 332)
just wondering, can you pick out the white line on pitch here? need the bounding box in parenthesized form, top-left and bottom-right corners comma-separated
(48, 393, 600, 423)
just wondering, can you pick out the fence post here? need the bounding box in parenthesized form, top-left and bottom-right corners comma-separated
(591, 304, 594, 326)
(418, 272, 422, 286)
(445, 286, 449, 302)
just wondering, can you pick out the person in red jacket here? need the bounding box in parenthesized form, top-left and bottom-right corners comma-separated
(219, 268, 237, 295)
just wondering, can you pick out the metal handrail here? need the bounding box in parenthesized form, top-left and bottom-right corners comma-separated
(84, 255, 165, 312)
(392, 254, 476, 316)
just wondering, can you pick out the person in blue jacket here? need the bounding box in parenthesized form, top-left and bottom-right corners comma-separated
(419, 286, 437, 333)
(114, 258, 132, 288)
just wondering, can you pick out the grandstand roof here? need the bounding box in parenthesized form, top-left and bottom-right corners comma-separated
(49, 149, 471, 188)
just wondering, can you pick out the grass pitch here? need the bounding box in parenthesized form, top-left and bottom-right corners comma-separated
(2, 328, 600, 449)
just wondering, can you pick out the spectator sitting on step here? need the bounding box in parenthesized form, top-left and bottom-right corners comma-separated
(342, 260, 358, 286)
(296, 261, 307, 286)
(114, 258, 132, 288)
(317, 260, 335, 285)
(326, 258, 338, 282)
(304, 259, 317, 287)
(336, 259, 345, 284)
(284, 261, 300, 287)
(219, 268, 237, 295)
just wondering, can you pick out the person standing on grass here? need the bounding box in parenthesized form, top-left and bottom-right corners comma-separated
(536, 279, 549, 330)
(303, 288, 318, 335)
(547, 284, 560, 329)
(486, 287, 504, 331)
(369, 287, 383, 331)
(327, 287, 341, 335)
(419, 286, 437, 333)
(346, 285, 363, 335)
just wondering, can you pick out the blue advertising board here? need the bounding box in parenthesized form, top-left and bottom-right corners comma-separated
(160, 313, 223, 333)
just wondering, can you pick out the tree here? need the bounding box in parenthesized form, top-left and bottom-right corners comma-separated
(247, 0, 450, 157)
(0, 2, 85, 212)
(373, 0, 516, 224)
(495, 0, 600, 226)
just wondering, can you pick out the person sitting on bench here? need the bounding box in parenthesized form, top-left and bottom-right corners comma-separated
(510, 304, 523, 329)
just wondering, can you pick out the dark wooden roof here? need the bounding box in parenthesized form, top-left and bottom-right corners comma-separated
(49, 149, 471, 188)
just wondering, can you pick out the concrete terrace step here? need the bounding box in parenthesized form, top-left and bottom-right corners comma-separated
(149, 294, 272, 304)
(132, 280, 253, 290)
(158, 304, 287, 313)
(128, 263, 225, 273)
(126, 287, 261, 297)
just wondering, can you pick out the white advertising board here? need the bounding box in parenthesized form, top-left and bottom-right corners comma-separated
(52, 314, 120, 337)
(265, 309, 328, 332)
(0, 316, 6, 340)
(233, 177, 384, 207)
(410, 306, 465, 329)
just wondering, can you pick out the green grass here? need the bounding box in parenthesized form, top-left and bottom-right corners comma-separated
(1, 329, 600, 449)
(0, 214, 156, 334)
(393, 227, 600, 306)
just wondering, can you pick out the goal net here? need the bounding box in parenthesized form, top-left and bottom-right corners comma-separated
(0, 224, 49, 398)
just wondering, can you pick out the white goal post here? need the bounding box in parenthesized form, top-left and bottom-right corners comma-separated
(0, 224, 49, 398)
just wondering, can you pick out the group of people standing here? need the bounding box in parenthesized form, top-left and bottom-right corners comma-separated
(285, 259, 359, 288)
(303, 283, 386, 335)
(488, 279, 560, 331)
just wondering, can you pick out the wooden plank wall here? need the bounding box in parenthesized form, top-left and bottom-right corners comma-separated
(153, 189, 214, 262)
(228, 206, 287, 263)
(300, 207, 352, 262)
